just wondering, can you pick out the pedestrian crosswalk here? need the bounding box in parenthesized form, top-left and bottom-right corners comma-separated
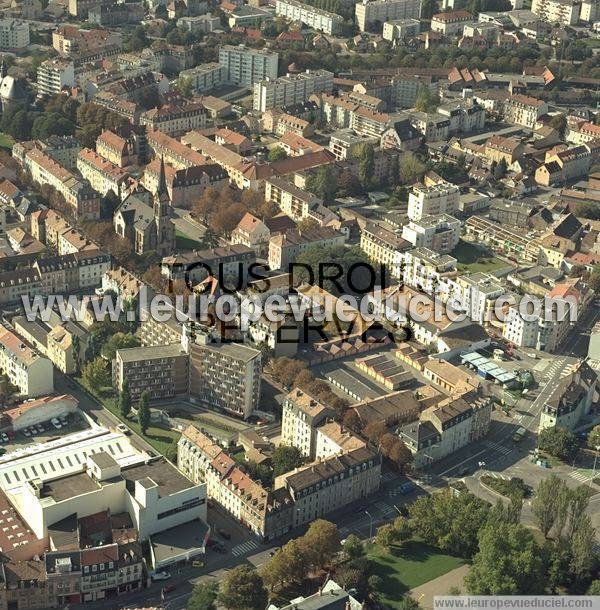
(339, 527, 350, 537)
(231, 540, 259, 557)
(381, 472, 396, 483)
(374, 501, 397, 518)
(483, 440, 512, 456)
(570, 470, 592, 483)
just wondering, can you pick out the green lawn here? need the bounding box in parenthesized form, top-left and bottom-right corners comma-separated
(77, 378, 181, 457)
(451, 240, 506, 274)
(367, 540, 466, 608)
(583, 38, 600, 49)
(0, 132, 14, 150)
(176, 229, 203, 250)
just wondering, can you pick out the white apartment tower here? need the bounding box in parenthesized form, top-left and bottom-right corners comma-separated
(37, 58, 75, 98)
(218, 45, 278, 87)
(356, 0, 422, 32)
(408, 183, 460, 221)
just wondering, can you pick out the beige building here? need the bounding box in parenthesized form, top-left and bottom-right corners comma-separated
(431, 10, 473, 35)
(275, 0, 343, 34)
(139, 101, 207, 137)
(96, 130, 137, 167)
(77, 148, 130, 198)
(275, 446, 381, 528)
(503, 94, 548, 128)
(360, 222, 410, 277)
(531, 0, 580, 24)
(265, 177, 322, 221)
(0, 326, 53, 397)
(268, 227, 345, 271)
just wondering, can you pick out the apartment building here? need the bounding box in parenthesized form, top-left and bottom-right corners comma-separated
(0, 326, 53, 397)
(268, 227, 345, 271)
(218, 45, 278, 87)
(265, 177, 322, 221)
(539, 361, 598, 431)
(360, 222, 410, 277)
(36, 58, 75, 98)
(275, 447, 381, 527)
(409, 112, 451, 141)
(147, 129, 208, 170)
(88, 1, 144, 24)
(402, 214, 461, 254)
(142, 157, 227, 208)
(0, 19, 29, 51)
(356, 0, 422, 32)
(328, 129, 379, 160)
(431, 10, 473, 35)
(568, 121, 600, 145)
(531, 0, 580, 24)
(253, 70, 334, 112)
(437, 101, 485, 134)
(423, 359, 479, 396)
(399, 393, 492, 467)
(503, 94, 548, 128)
(187, 331, 262, 419)
(382, 18, 420, 41)
(180, 62, 227, 92)
(484, 135, 524, 166)
(77, 148, 130, 198)
(178, 427, 293, 541)
(350, 107, 390, 138)
(315, 421, 367, 459)
(454, 272, 507, 324)
(275, 0, 343, 34)
(231, 212, 271, 253)
(139, 101, 207, 137)
(408, 183, 460, 222)
(581, 0, 599, 21)
(535, 144, 594, 186)
(96, 130, 137, 168)
(68, 0, 111, 17)
(402, 247, 457, 295)
(22, 148, 101, 219)
(281, 388, 334, 458)
(0, 268, 42, 306)
(38, 135, 81, 168)
(52, 25, 121, 57)
(178, 14, 221, 33)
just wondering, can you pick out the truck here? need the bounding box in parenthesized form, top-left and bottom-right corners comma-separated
(513, 427, 527, 442)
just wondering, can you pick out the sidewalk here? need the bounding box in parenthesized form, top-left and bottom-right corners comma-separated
(409, 564, 470, 609)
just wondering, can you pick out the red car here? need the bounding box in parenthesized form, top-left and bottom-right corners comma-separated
(163, 584, 176, 594)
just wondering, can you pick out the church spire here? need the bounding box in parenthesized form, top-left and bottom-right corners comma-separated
(157, 155, 168, 199)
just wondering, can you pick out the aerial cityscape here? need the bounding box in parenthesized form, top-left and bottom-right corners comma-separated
(0, 0, 597, 607)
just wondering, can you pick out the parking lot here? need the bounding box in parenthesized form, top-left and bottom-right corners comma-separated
(0, 411, 90, 454)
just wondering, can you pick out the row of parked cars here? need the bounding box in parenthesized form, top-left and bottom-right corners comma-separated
(21, 416, 68, 438)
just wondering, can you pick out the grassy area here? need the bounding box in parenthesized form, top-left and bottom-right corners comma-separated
(0, 132, 14, 150)
(451, 240, 506, 274)
(583, 38, 600, 49)
(367, 540, 466, 607)
(176, 229, 203, 250)
(77, 378, 181, 457)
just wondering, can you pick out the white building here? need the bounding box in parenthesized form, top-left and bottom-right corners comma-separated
(503, 94, 548, 128)
(581, 0, 600, 22)
(356, 0, 422, 32)
(281, 388, 333, 458)
(402, 247, 457, 296)
(275, 0, 343, 34)
(37, 58, 75, 98)
(218, 45, 278, 87)
(180, 62, 226, 92)
(253, 69, 334, 112)
(382, 18, 421, 41)
(0, 326, 54, 397)
(531, 0, 580, 24)
(401, 214, 461, 254)
(408, 182, 460, 221)
(0, 19, 29, 50)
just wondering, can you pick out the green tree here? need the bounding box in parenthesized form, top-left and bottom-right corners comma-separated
(218, 565, 268, 610)
(304, 520, 341, 568)
(531, 474, 568, 538)
(342, 534, 364, 561)
(588, 580, 600, 594)
(175, 75, 194, 99)
(493, 157, 507, 179)
(398, 597, 424, 610)
(262, 538, 308, 590)
(549, 113, 567, 139)
(272, 445, 303, 476)
(587, 424, 600, 450)
(268, 146, 287, 162)
(137, 391, 150, 434)
(101, 332, 140, 361)
(375, 523, 398, 550)
(393, 516, 412, 542)
(358, 143, 375, 189)
(187, 581, 219, 610)
(569, 515, 596, 583)
(465, 522, 544, 594)
(82, 357, 111, 392)
(414, 84, 439, 113)
(399, 153, 426, 185)
(306, 166, 338, 202)
(537, 426, 579, 462)
(119, 377, 132, 419)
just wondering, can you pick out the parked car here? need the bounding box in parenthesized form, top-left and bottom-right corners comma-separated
(116, 423, 130, 435)
(163, 584, 176, 594)
(35, 424, 44, 433)
(151, 571, 171, 581)
(0, 433, 8, 443)
(59, 416, 68, 425)
(51, 418, 62, 429)
(218, 529, 231, 540)
(22, 428, 31, 437)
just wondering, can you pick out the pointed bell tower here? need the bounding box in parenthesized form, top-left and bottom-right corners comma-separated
(153, 156, 172, 253)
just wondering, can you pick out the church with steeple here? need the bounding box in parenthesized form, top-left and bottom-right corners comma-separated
(113, 156, 176, 256)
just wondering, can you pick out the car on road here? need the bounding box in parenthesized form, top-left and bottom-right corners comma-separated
(162, 584, 176, 594)
(513, 427, 527, 443)
(458, 466, 470, 476)
(151, 571, 171, 581)
(192, 560, 204, 568)
(116, 423, 131, 435)
(218, 529, 231, 540)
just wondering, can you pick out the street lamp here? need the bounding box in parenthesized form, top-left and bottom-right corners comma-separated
(593, 445, 600, 480)
(477, 461, 486, 497)
(365, 510, 374, 539)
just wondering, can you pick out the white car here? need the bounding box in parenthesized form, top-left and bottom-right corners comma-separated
(116, 423, 130, 435)
(0, 433, 8, 443)
(151, 571, 171, 581)
(51, 418, 62, 429)
(23, 428, 31, 437)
